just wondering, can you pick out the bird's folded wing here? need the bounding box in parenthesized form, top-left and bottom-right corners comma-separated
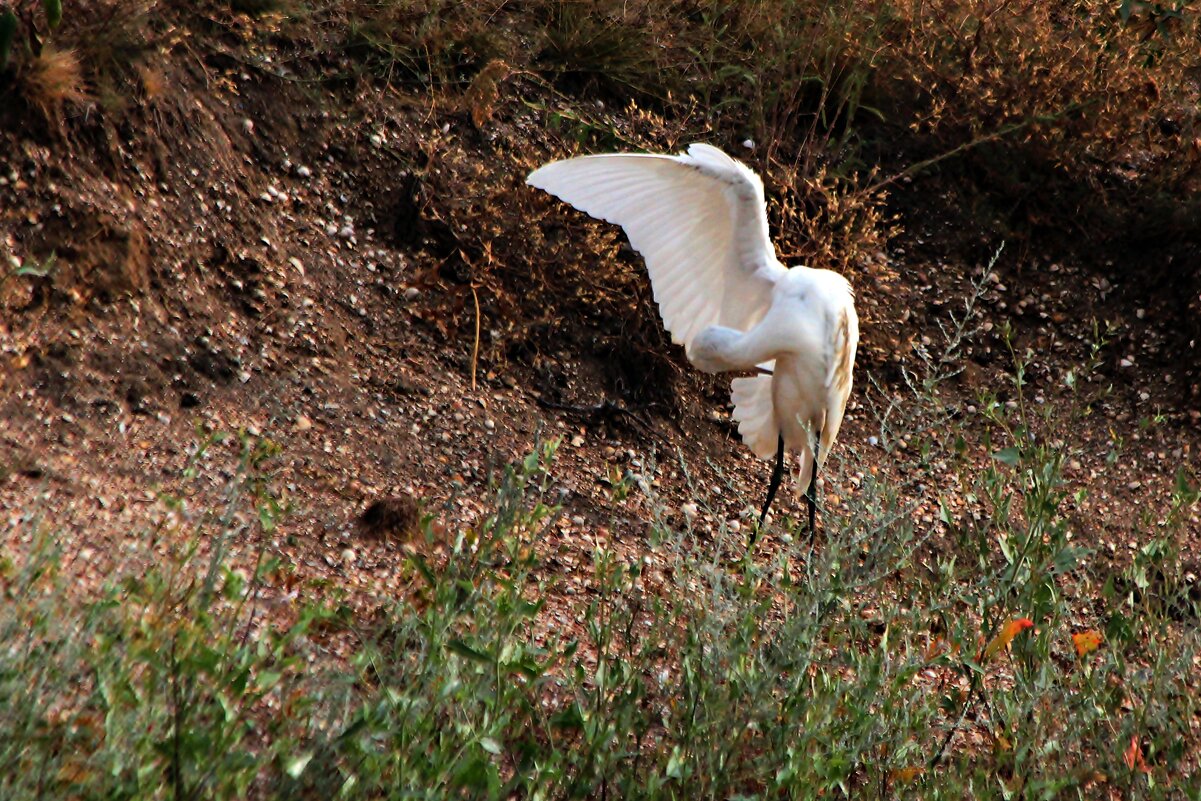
(527, 143, 784, 347)
(819, 303, 859, 462)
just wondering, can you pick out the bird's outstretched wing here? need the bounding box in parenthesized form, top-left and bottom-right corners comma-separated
(527, 143, 785, 347)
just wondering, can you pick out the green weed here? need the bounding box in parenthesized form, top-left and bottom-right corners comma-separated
(4, 385, 1198, 798)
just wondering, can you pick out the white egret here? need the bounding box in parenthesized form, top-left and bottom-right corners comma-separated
(527, 143, 858, 542)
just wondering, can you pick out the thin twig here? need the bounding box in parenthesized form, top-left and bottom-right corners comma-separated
(470, 283, 481, 392)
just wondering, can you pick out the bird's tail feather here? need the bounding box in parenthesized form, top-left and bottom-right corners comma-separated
(731, 375, 777, 460)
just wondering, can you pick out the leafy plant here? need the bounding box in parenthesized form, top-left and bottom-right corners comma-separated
(0, 9, 17, 69)
(0, 251, 55, 296)
(3, 387, 1200, 798)
(0, 0, 66, 67)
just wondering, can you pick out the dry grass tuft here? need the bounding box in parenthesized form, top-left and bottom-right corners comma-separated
(135, 61, 166, 100)
(463, 58, 512, 127)
(22, 46, 90, 123)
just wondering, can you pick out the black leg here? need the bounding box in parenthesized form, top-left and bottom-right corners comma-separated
(750, 434, 786, 548)
(807, 432, 822, 543)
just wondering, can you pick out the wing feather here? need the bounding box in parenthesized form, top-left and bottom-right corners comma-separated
(527, 144, 784, 347)
(731, 375, 779, 460)
(820, 301, 859, 461)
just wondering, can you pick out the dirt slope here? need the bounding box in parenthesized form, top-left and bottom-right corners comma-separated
(1, 6, 1199, 621)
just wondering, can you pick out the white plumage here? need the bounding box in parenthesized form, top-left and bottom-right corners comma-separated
(528, 143, 859, 533)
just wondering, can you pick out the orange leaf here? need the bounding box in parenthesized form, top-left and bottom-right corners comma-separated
(1124, 736, 1150, 773)
(1072, 630, 1104, 658)
(982, 618, 1034, 661)
(924, 636, 957, 662)
(889, 767, 924, 784)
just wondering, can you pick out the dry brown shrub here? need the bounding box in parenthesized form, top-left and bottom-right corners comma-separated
(886, 0, 1201, 174)
(338, 0, 507, 90)
(670, 1, 893, 149)
(773, 166, 897, 274)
